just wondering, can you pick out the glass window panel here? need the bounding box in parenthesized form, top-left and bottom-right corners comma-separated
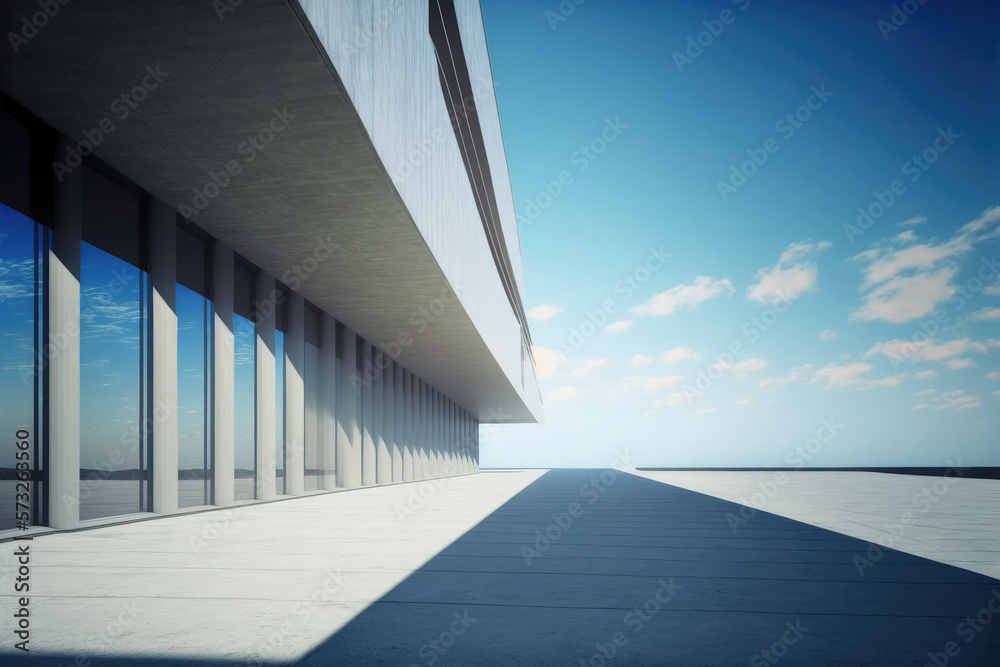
(79, 241, 147, 520)
(177, 283, 210, 508)
(304, 339, 320, 491)
(0, 203, 42, 529)
(233, 313, 255, 501)
(275, 329, 285, 495)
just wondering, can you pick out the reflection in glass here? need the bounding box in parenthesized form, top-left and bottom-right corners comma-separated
(0, 204, 41, 529)
(79, 241, 147, 520)
(177, 284, 210, 507)
(233, 314, 255, 500)
(304, 338, 321, 491)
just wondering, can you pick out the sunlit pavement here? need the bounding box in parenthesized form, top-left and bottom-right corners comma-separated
(2, 469, 998, 665)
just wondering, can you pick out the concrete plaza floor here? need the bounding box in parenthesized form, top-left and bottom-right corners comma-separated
(1, 469, 998, 665)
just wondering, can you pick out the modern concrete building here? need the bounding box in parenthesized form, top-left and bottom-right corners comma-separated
(0, 0, 542, 533)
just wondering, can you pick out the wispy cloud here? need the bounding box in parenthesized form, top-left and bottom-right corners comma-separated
(570, 358, 611, 377)
(526, 303, 562, 321)
(532, 345, 567, 379)
(747, 240, 831, 305)
(819, 329, 837, 341)
(630, 276, 733, 317)
(605, 320, 633, 333)
(850, 207, 1000, 323)
(971, 307, 1000, 321)
(628, 354, 654, 368)
(662, 346, 702, 363)
(546, 386, 581, 403)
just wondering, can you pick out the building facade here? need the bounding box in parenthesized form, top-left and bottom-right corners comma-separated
(0, 0, 542, 532)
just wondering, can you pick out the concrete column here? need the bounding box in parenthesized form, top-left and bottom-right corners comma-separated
(392, 363, 404, 482)
(382, 358, 396, 482)
(285, 293, 305, 495)
(254, 272, 276, 501)
(212, 244, 234, 506)
(417, 380, 427, 480)
(400, 366, 414, 482)
(48, 142, 82, 529)
(336, 326, 361, 488)
(150, 200, 178, 514)
(457, 408, 466, 475)
(320, 313, 337, 490)
(474, 418, 480, 472)
(361, 340, 376, 485)
(444, 396, 452, 475)
(432, 389, 441, 478)
(376, 354, 392, 484)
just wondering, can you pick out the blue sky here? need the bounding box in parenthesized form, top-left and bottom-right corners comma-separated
(480, 0, 1000, 467)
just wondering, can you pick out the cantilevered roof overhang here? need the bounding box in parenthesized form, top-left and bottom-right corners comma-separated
(1, 0, 541, 423)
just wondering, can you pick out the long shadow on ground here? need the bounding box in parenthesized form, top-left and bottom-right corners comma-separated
(299, 468, 999, 666)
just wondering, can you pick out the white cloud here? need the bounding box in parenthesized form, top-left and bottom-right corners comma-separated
(865, 338, 969, 364)
(915, 391, 982, 411)
(628, 354, 654, 368)
(812, 362, 873, 389)
(808, 362, 892, 390)
(850, 267, 957, 324)
(993, 391, 1000, 398)
(915, 370, 938, 379)
(526, 303, 562, 321)
(710, 358, 767, 377)
(897, 215, 927, 228)
(984, 283, 1000, 296)
(894, 230, 917, 244)
(532, 345, 567, 379)
(630, 276, 734, 317)
(642, 376, 684, 393)
(605, 320, 634, 333)
(971, 307, 1000, 321)
(651, 392, 693, 409)
(971, 339, 1000, 354)
(946, 358, 975, 370)
(692, 407, 718, 416)
(570, 358, 611, 378)
(758, 364, 812, 391)
(746, 240, 830, 305)
(662, 346, 702, 363)
(734, 397, 754, 405)
(987, 368, 1000, 381)
(546, 386, 581, 403)
(819, 329, 837, 341)
(850, 208, 1000, 323)
(916, 388, 937, 396)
